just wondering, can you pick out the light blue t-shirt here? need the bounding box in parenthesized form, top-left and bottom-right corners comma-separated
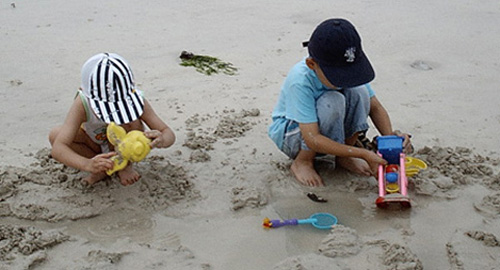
(268, 59, 375, 149)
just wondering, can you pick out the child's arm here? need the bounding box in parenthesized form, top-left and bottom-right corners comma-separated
(51, 98, 114, 173)
(140, 99, 176, 149)
(368, 96, 393, 135)
(369, 96, 413, 153)
(299, 122, 386, 175)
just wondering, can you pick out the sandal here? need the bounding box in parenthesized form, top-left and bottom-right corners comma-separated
(355, 130, 377, 152)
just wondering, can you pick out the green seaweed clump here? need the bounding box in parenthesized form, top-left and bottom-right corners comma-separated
(179, 51, 237, 76)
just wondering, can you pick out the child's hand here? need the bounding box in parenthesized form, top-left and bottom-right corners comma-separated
(393, 130, 414, 154)
(144, 130, 169, 148)
(86, 152, 116, 173)
(364, 151, 388, 176)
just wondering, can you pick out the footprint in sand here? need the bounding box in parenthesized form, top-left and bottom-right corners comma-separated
(473, 192, 500, 217)
(410, 60, 433, 71)
(86, 208, 156, 241)
(447, 229, 500, 269)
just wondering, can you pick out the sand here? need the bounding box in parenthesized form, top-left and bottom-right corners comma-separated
(1, 0, 500, 269)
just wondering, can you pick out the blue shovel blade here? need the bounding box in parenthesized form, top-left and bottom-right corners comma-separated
(298, 213, 337, 229)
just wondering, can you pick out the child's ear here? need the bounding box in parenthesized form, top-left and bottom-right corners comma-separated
(305, 57, 317, 70)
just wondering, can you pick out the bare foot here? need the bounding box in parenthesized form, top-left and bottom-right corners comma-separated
(336, 156, 372, 176)
(82, 172, 107, 186)
(118, 164, 141, 186)
(291, 159, 324, 187)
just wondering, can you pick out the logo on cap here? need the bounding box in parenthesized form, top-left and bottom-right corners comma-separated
(344, 47, 356, 63)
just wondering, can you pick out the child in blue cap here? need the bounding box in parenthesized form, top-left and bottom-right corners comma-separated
(49, 53, 176, 186)
(268, 18, 413, 187)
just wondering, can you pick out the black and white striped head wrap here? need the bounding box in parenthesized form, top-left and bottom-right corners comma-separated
(81, 53, 144, 125)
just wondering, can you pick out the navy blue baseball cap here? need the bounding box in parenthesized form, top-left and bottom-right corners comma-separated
(305, 18, 375, 88)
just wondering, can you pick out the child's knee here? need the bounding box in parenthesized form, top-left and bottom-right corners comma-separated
(317, 91, 345, 122)
(48, 126, 61, 145)
(317, 91, 345, 112)
(346, 86, 370, 105)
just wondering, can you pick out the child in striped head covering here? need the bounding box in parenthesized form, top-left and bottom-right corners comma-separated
(49, 53, 176, 186)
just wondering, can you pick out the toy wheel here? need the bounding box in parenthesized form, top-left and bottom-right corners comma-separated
(375, 197, 389, 208)
(400, 201, 412, 208)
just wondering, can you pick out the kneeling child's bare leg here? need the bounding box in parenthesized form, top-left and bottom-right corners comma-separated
(337, 132, 371, 176)
(291, 149, 324, 187)
(118, 163, 141, 186)
(82, 172, 108, 185)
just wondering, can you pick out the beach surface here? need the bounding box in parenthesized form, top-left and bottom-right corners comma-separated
(1, 0, 500, 269)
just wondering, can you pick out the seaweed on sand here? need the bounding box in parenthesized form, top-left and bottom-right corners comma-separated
(179, 51, 237, 76)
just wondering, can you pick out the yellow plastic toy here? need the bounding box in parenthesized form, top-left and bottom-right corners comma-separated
(106, 122, 151, 175)
(405, 157, 428, 177)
